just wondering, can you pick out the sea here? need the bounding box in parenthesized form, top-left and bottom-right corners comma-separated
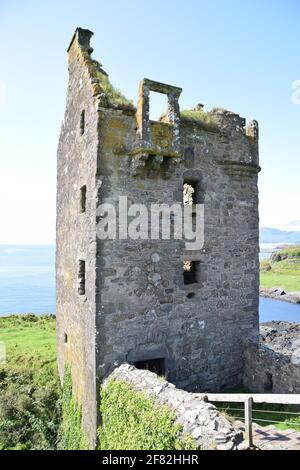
(0, 244, 299, 323)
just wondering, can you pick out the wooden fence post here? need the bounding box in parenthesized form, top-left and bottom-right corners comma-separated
(244, 397, 253, 448)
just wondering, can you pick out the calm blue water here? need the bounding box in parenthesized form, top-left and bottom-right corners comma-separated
(0, 245, 299, 323)
(0, 245, 55, 315)
(259, 297, 300, 323)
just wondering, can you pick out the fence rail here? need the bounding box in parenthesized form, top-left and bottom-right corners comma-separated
(201, 394, 300, 448)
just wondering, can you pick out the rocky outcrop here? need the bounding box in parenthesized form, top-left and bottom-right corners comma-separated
(104, 363, 245, 450)
(261, 321, 300, 361)
(260, 287, 300, 304)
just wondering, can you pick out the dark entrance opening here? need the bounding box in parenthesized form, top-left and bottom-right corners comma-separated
(183, 260, 200, 285)
(264, 372, 273, 392)
(134, 358, 165, 376)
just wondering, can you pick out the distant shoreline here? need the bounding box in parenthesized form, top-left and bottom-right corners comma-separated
(260, 288, 300, 304)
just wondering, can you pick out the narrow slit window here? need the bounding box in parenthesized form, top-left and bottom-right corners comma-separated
(64, 333, 68, 344)
(183, 260, 200, 285)
(80, 185, 87, 213)
(78, 260, 86, 295)
(80, 109, 85, 135)
(183, 182, 196, 205)
(183, 178, 204, 205)
(264, 372, 273, 392)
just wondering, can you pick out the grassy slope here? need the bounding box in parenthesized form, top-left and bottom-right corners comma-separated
(0, 314, 57, 383)
(260, 246, 300, 291)
(0, 315, 60, 449)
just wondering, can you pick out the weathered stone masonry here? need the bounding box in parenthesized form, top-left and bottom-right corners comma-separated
(56, 28, 260, 447)
(244, 322, 300, 394)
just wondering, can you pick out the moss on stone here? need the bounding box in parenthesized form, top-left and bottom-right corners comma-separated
(57, 367, 88, 450)
(150, 121, 173, 150)
(97, 379, 198, 450)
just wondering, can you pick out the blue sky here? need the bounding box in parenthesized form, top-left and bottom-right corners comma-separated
(0, 0, 299, 244)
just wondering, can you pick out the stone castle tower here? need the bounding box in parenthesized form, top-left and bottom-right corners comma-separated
(56, 28, 260, 446)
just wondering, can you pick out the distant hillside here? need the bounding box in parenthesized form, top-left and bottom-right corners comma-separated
(260, 227, 300, 244)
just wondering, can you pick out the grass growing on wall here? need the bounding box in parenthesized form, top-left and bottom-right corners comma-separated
(180, 109, 218, 131)
(57, 367, 88, 450)
(98, 379, 197, 450)
(90, 60, 134, 110)
(0, 314, 60, 450)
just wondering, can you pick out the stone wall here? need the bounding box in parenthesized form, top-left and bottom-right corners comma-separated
(95, 101, 260, 393)
(244, 323, 300, 393)
(104, 364, 245, 450)
(56, 29, 99, 447)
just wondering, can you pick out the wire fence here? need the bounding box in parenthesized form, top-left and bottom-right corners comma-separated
(202, 393, 300, 447)
(217, 404, 300, 428)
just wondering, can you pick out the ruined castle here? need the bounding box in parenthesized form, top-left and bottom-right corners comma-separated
(56, 28, 260, 446)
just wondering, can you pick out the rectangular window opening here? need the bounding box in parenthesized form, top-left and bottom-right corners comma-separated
(183, 181, 196, 205)
(80, 109, 85, 135)
(134, 358, 165, 376)
(183, 260, 200, 285)
(149, 91, 168, 122)
(80, 185, 87, 213)
(78, 259, 86, 295)
(64, 333, 68, 344)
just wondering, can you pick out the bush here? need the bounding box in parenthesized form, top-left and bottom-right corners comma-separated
(0, 369, 60, 450)
(260, 260, 272, 272)
(98, 379, 197, 450)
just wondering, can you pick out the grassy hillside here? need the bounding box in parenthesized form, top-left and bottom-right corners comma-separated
(260, 246, 300, 292)
(0, 315, 60, 450)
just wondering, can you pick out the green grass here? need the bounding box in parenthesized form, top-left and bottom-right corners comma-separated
(180, 109, 218, 130)
(0, 314, 57, 380)
(220, 403, 300, 430)
(260, 246, 300, 292)
(91, 60, 134, 109)
(215, 387, 300, 433)
(221, 403, 300, 432)
(98, 379, 198, 450)
(0, 315, 60, 449)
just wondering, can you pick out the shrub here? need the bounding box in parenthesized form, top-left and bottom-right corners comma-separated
(98, 379, 197, 450)
(260, 260, 272, 272)
(0, 369, 60, 450)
